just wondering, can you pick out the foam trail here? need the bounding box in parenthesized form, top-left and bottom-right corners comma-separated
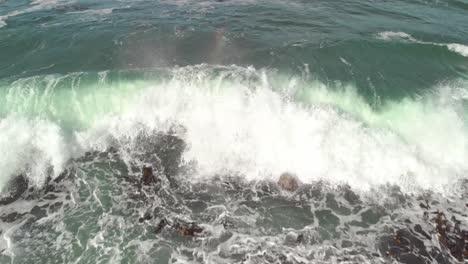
(0, 18, 6, 28)
(447, 44, 468, 57)
(67, 8, 114, 15)
(377, 31, 468, 57)
(0, 11, 23, 29)
(376, 31, 417, 42)
(1, 66, 467, 192)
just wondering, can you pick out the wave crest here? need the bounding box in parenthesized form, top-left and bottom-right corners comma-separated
(0, 65, 467, 192)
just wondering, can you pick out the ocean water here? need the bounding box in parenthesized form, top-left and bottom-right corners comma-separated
(0, 0, 468, 263)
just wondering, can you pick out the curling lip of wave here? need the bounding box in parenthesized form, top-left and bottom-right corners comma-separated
(376, 31, 468, 57)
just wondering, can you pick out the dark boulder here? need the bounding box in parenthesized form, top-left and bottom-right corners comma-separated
(277, 172, 299, 192)
(43, 169, 72, 194)
(434, 211, 467, 262)
(0, 212, 26, 223)
(0, 175, 29, 206)
(378, 228, 431, 262)
(414, 224, 431, 240)
(154, 218, 169, 234)
(179, 223, 203, 237)
(141, 166, 158, 187)
(30, 205, 47, 219)
(138, 212, 153, 223)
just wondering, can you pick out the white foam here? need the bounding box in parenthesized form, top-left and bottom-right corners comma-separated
(1, 66, 467, 193)
(0, 117, 72, 191)
(67, 8, 113, 15)
(447, 43, 468, 57)
(376, 31, 416, 42)
(0, 10, 24, 28)
(0, 17, 6, 28)
(76, 67, 467, 192)
(376, 31, 468, 58)
(339, 57, 351, 66)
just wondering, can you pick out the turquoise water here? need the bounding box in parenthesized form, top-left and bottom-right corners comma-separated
(0, 0, 468, 263)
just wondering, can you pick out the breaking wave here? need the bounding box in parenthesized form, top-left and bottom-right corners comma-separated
(0, 65, 467, 192)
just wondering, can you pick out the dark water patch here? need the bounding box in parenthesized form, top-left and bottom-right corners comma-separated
(0, 175, 29, 206)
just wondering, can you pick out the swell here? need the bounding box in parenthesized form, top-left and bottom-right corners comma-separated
(0, 65, 467, 193)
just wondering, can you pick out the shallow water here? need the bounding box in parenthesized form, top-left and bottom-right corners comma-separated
(1, 137, 467, 263)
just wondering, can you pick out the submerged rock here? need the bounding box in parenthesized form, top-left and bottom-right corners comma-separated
(30, 205, 47, 220)
(296, 234, 304, 244)
(339, 185, 361, 205)
(0, 175, 29, 206)
(379, 209, 468, 263)
(341, 240, 353, 248)
(179, 223, 203, 237)
(0, 212, 26, 223)
(43, 169, 72, 194)
(277, 172, 299, 192)
(141, 166, 158, 186)
(152, 134, 186, 177)
(434, 211, 467, 262)
(378, 230, 430, 263)
(138, 212, 153, 223)
(154, 218, 169, 234)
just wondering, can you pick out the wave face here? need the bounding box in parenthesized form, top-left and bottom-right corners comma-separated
(1, 66, 467, 192)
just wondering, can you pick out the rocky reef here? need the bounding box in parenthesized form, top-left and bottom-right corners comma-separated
(0, 131, 467, 264)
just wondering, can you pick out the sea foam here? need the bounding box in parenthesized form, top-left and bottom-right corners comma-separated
(0, 66, 467, 193)
(377, 31, 468, 58)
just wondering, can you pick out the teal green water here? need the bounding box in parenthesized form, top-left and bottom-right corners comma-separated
(1, 0, 468, 263)
(1, 0, 468, 87)
(1, 0, 467, 115)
